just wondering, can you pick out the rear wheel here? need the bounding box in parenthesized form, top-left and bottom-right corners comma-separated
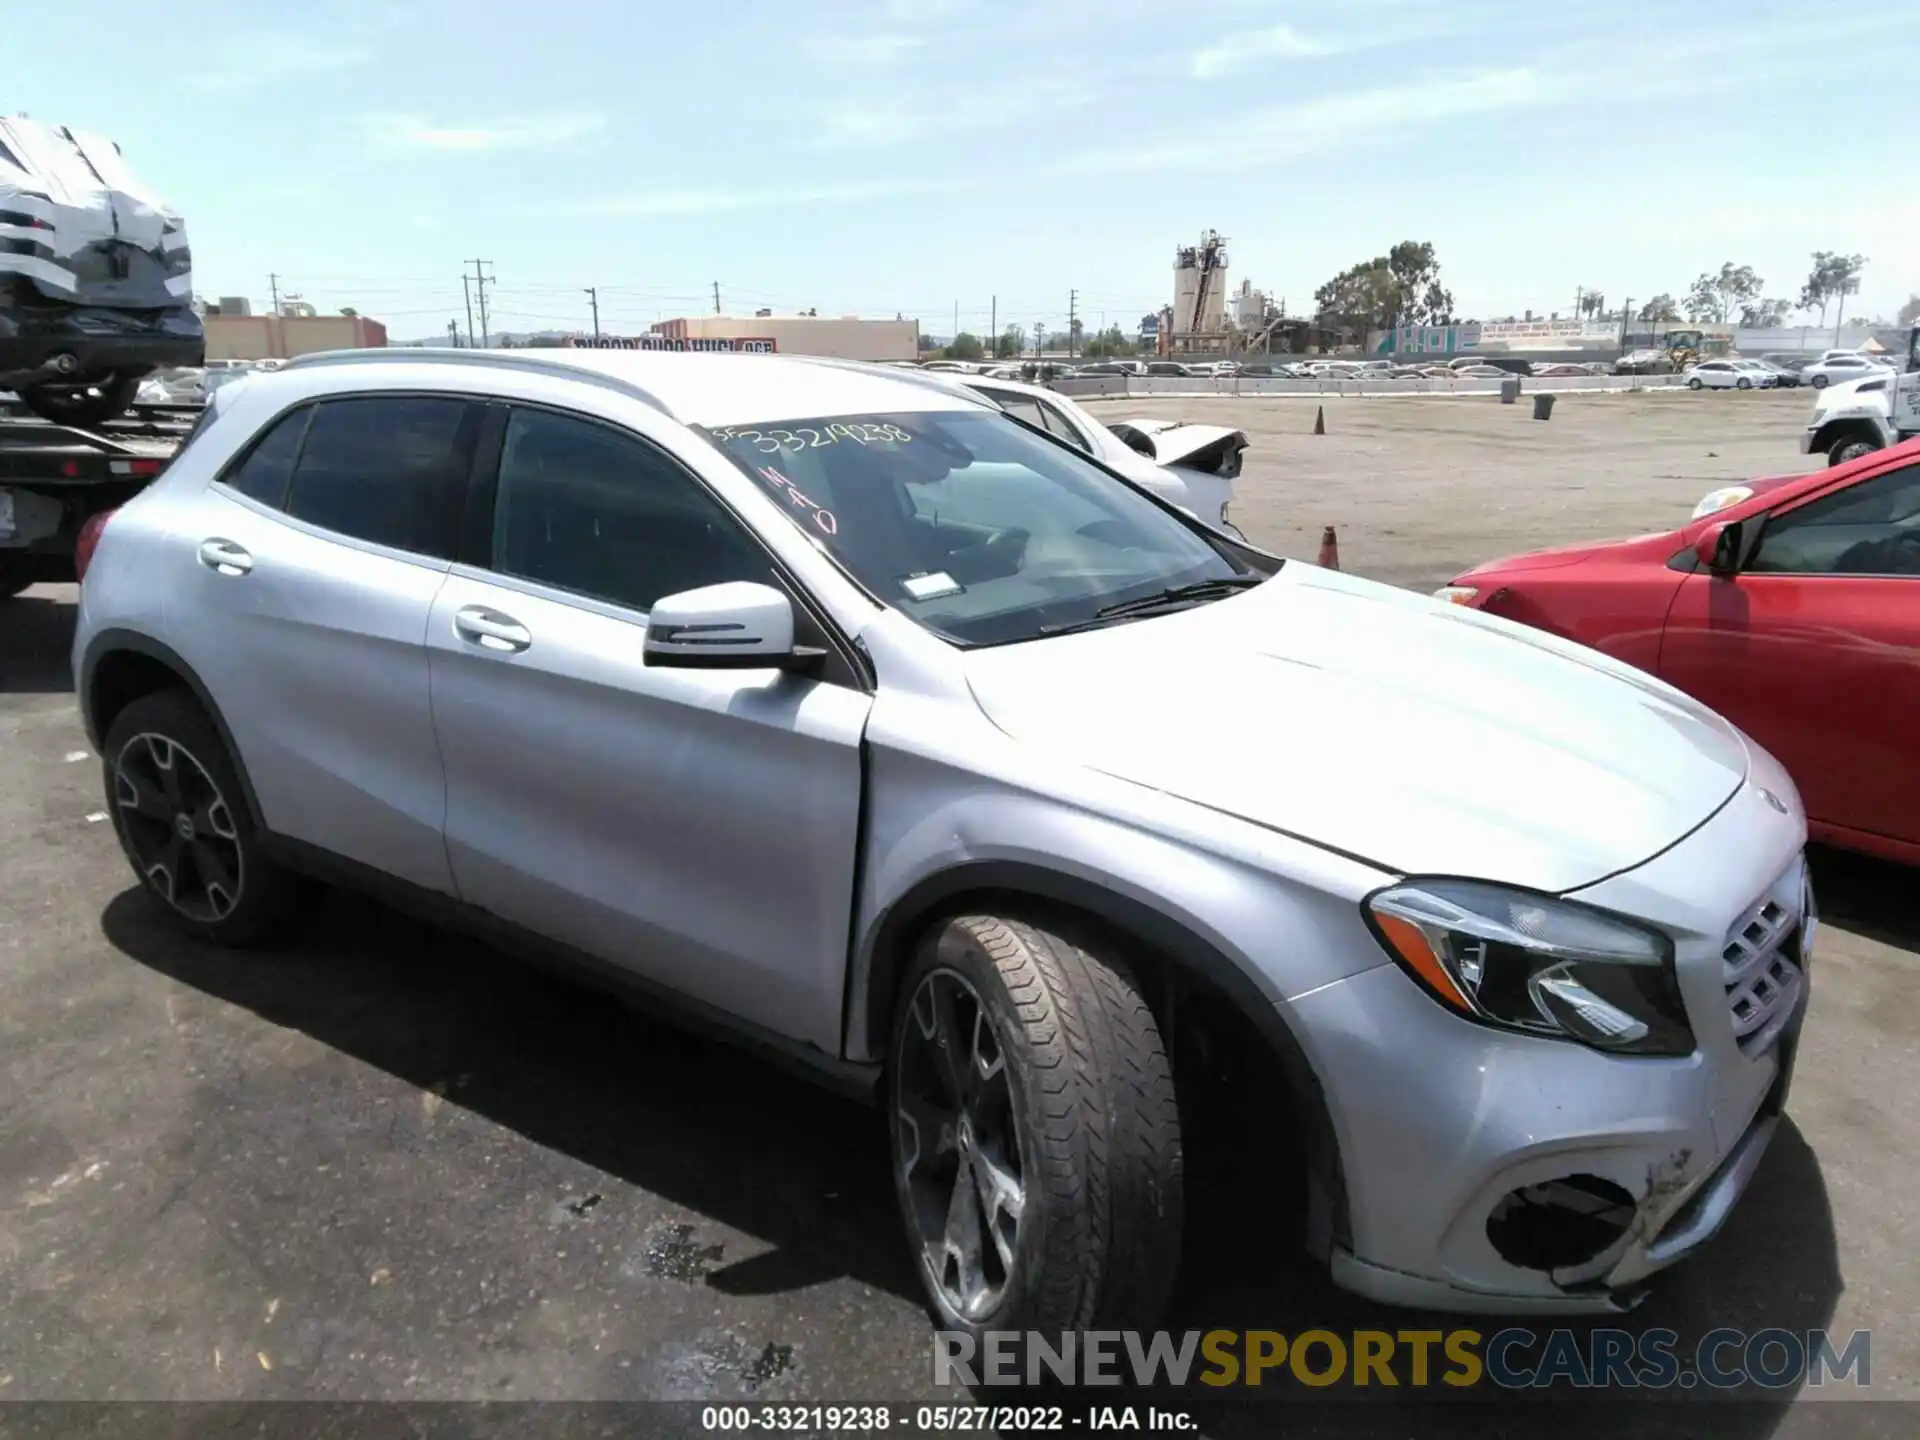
(888, 914, 1183, 1338)
(1736, 376, 1752, 389)
(19, 370, 143, 428)
(102, 688, 295, 946)
(1829, 436, 1882, 466)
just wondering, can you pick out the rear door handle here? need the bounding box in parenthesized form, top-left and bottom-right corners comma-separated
(453, 605, 532, 653)
(197, 538, 253, 576)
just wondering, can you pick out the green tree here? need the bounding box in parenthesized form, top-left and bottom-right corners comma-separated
(1578, 290, 1606, 319)
(1684, 263, 1763, 324)
(1898, 294, 1920, 328)
(1082, 326, 1136, 358)
(942, 332, 985, 362)
(1739, 298, 1791, 327)
(339, 306, 359, 318)
(1798, 252, 1867, 327)
(1314, 240, 1453, 341)
(994, 324, 1024, 359)
(1638, 294, 1680, 322)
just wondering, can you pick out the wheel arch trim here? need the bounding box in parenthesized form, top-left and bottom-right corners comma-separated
(79, 628, 268, 832)
(852, 856, 1352, 1253)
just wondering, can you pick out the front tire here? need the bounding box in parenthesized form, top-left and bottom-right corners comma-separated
(888, 915, 1183, 1339)
(1687, 377, 1703, 390)
(1829, 436, 1882, 466)
(102, 688, 295, 946)
(1810, 374, 1829, 389)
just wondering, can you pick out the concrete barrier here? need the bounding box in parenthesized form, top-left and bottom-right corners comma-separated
(1053, 374, 1689, 400)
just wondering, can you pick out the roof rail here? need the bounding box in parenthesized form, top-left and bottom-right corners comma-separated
(277, 347, 675, 418)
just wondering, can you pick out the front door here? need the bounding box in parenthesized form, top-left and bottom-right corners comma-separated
(1661, 456, 1920, 850)
(425, 403, 872, 1054)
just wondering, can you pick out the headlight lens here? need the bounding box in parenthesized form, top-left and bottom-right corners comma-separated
(1365, 880, 1694, 1057)
(1690, 485, 1753, 519)
(1432, 585, 1479, 605)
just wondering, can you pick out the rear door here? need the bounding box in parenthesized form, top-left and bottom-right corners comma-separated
(424, 402, 872, 1053)
(1661, 457, 1920, 848)
(167, 393, 480, 892)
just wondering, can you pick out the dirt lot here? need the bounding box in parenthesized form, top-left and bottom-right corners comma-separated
(1084, 388, 1823, 589)
(2, 388, 1914, 1435)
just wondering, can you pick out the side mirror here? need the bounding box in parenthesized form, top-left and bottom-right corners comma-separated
(1694, 518, 1751, 577)
(644, 581, 823, 673)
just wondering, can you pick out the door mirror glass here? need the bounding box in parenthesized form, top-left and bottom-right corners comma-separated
(644, 581, 813, 671)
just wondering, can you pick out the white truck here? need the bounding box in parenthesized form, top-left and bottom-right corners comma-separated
(1799, 325, 1920, 465)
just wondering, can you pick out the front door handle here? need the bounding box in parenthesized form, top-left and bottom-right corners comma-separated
(453, 605, 532, 653)
(197, 538, 253, 576)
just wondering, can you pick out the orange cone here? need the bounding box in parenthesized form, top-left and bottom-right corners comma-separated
(1317, 525, 1340, 570)
(1313, 405, 1326, 436)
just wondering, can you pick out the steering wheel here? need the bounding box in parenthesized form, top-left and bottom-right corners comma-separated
(947, 526, 1031, 582)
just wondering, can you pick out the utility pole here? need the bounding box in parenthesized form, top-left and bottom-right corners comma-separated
(584, 286, 600, 338)
(268, 273, 281, 316)
(713, 281, 722, 316)
(1068, 289, 1078, 358)
(466, 260, 494, 347)
(1618, 298, 1633, 356)
(462, 273, 475, 348)
(990, 295, 996, 354)
(1033, 320, 1044, 357)
(1574, 285, 1584, 321)
(952, 300, 959, 343)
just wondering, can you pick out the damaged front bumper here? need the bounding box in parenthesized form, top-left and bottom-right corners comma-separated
(1294, 763, 1810, 1315)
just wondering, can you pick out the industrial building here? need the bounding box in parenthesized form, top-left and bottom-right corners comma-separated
(203, 312, 389, 360)
(641, 315, 919, 361)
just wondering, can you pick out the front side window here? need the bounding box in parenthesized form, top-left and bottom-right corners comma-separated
(1750, 463, 1920, 576)
(491, 407, 773, 613)
(284, 396, 475, 558)
(704, 409, 1257, 646)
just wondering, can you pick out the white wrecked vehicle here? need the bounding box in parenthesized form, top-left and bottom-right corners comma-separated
(0, 117, 201, 427)
(869, 365, 1249, 538)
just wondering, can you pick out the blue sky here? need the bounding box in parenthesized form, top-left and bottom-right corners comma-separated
(10, 0, 1917, 340)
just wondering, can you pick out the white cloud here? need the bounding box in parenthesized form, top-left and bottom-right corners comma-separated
(191, 34, 372, 94)
(807, 76, 1094, 150)
(1190, 24, 1331, 78)
(568, 177, 946, 218)
(805, 32, 926, 66)
(364, 113, 605, 153)
(1072, 67, 1560, 174)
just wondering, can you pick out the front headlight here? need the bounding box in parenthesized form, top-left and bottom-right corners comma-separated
(1365, 880, 1694, 1057)
(1432, 585, 1479, 605)
(1691, 485, 1753, 519)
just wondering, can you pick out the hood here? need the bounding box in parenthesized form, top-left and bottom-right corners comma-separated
(1106, 419, 1248, 477)
(964, 564, 1749, 892)
(0, 119, 193, 310)
(1458, 528, 1677, 579)
(1811, 374, 1893, 412)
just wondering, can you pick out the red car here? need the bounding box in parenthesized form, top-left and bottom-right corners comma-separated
(1439, 436, 1920, 865)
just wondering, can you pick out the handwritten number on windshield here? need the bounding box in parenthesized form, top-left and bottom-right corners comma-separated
(756, 465, 838, 536)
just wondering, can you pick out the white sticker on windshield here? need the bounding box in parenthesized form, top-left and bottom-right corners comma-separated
(901, 571, 964, 602)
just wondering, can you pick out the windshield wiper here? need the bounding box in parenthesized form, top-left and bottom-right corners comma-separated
(1039, 576, 1265, 635)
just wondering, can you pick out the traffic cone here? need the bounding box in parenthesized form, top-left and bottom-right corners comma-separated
(1317, 526, 1340, 570)
(1313, 405, 1326, 436)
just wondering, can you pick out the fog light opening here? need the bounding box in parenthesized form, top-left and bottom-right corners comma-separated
(1486, 1174, 1637, 1273)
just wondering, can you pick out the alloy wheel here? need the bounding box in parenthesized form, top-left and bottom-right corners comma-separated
(894, 968, 1027, 1322)
(113, 732, 245, 923)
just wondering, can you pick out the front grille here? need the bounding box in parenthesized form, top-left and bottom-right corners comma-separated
(1722, 889, 1804, 1058)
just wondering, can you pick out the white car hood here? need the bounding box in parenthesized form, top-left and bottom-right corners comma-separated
(963, 564, 1750, 892)
(1106, 418, 1246, 470)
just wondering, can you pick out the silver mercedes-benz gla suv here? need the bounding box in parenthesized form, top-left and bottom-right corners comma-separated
(73, 348, 1812, 1334)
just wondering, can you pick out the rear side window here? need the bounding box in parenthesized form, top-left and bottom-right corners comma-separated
(284, 396, 476, 559)
(219, 405, 312, 508)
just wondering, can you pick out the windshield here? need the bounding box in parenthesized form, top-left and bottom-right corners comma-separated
(703, 409, 1258, 646)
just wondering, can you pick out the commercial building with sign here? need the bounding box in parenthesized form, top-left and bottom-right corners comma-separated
(646, 315, 919, 362)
